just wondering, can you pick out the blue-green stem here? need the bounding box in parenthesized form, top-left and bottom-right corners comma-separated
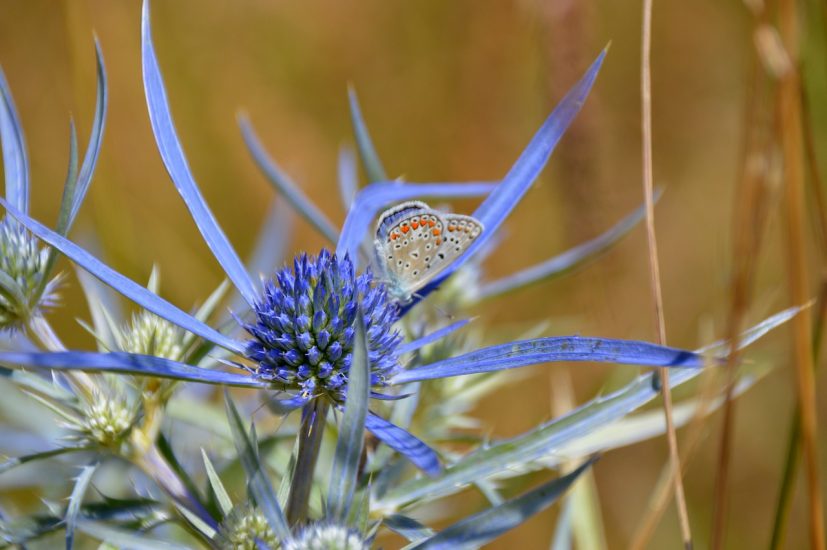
(286, 398, 329, 525)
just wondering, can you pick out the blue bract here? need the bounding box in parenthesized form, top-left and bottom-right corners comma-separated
(244, 250, 401, 400)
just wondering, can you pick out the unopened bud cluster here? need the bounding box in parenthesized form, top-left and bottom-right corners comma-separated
(217, 506, 280, 550)
(121, 310, 184, 361)
(0, 219, 58, 330)
(80, 393, 134, 447)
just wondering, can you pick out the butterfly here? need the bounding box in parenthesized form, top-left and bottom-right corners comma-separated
(373, 200, 484, 303)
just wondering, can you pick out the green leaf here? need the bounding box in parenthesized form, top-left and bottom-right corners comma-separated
(66, 462, 98, 550)
(75, 268, 121, 353)
(327, 314, 369, 524)
(70, 37, 108, 226)
(536, 370, 765, 469)
(384, 514, 435, 543)
(79, 520, 190, 550)
(476, 195, 657, 301)
(238, 114, 339, 244)
(224, 391, 291, 541)
(55, 121, 79, 236)
(156, 433, 208, 521)
(380, 307, 800, 509)
(1, 366, 75, 401)
(0, 497, 163, 545)
(409, 457, 597, 549)
(347, 85, 387, 183)
(172, 501, 216, 540)
(201, 449, 233, 517)
(0, 445, 93, 476)
(278, 433, 300, 510)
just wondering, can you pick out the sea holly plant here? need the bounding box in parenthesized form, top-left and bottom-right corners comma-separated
(0, 1, 800, 548)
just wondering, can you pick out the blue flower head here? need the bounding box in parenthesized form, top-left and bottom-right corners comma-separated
(243, 250, 401, 400)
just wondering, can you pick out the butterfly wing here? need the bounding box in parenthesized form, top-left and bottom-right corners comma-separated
(374, 202, 484, 299)
(375, 201, 431, 242)
(375, 205, 448, 296)
(440, 214, 484, 259)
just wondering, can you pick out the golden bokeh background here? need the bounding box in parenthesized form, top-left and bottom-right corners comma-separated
(1, 0, 825, 547)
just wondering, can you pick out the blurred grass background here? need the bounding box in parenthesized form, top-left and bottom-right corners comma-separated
(0, 0, 825, 547)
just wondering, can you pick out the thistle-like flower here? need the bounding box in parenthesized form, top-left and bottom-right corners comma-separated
(285, 523, 368, 550)
(244, 251, 401, 400)
(77, 390, 135, 447)
(216, 505, 280, 550)
(120, 309, 185, 362)
(0, 218, 59, 330)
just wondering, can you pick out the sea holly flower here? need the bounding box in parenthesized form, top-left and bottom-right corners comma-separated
(244, 250, 403, 401)
(0, 0, 710, 481)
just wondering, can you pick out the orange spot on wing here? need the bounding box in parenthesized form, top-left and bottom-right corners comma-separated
(429, 220, 436, 227)
(411, 221, 420, 229)
(401, 224, 410, 234)
(432, 228, 441, 236)
(390, 233, 398, 240)
(448, 225, 457, 232)
(436, 237, 442, 245)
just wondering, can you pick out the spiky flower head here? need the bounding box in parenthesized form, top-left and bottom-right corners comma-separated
(0, 218, 59, 330)
(243, 250, 401, 401)
(285, 523, 368, 550)
(216, 505, 279, 550)
(78, 391, 135, 447)
(120, 310, 185, 362)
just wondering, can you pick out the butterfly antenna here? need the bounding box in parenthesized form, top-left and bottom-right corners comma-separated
(411, 291, 455, 321)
